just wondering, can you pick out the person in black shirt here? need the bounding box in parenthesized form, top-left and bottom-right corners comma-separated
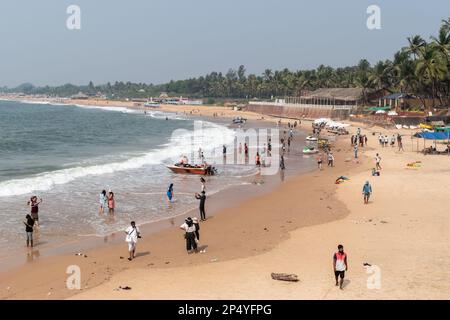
(23, 214, 35, 247)
(195, 191, 207, 221)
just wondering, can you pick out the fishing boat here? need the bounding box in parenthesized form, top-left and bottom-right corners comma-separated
(232, 117, 247, 124)
(166, 164, 215, 175)
(302, 146, 319, 154)
(144, 98, 160, 108)
(306, 135, 318, 142)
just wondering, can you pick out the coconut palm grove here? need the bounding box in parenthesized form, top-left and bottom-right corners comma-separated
(2, 18, 449, 109)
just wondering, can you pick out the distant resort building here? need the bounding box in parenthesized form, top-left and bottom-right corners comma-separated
(247, 88, 386, 119)
(70, 92, 89, 100)
(143, 93, 203, 106)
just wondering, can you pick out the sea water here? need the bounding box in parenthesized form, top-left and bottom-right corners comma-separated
(0, 100, 257, 259)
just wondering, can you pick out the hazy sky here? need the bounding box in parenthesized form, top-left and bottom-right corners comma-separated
(0, 0, 448, 87)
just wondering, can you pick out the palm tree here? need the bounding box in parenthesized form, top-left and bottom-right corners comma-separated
(415, 45, 448, 109)
(370, 60, 393, 90)
(430, 23, 450, 61)
(406, 35, 426, 60)
(354, 72, 375, 105)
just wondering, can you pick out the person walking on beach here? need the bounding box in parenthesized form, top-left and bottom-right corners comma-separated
(375, 153, 382, 170)
(99, 190, 108, 214)
(280, 154, 285, 170)
(362, 181, 372, 204)
(23, 214, 35, 248)
(27, 196, 42, 228)
(180, 217, 197, 253)
(317, 154, 323, 170)
(327, 152, 334, 167)
(125, 221, 141, 261)
(397, 134, 404, 152)
(333, 244, 348, 290)
(167, 183, 174, 202)
(195, 191, 207, 221)
(255, 152, 261, 167)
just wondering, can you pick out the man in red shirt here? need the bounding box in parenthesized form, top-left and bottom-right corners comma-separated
(333, 244, 348, 289)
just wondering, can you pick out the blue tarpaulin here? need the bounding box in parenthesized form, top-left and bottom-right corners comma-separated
(414, 131, 450, 140)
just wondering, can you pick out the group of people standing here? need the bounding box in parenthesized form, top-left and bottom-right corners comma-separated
(23, 196, 42, 248)
(378, 133, 404, 151)
(99, 189, 115, 215)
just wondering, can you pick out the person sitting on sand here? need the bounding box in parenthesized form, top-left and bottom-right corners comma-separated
(333, 244, 348, 290)
(125, 221, 141, 261)
(362, 181, 372, 204)
(180, 217, 197, 253)
(335, 176, 350, 184)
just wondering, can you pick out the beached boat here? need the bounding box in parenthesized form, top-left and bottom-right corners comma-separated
(302, 146, 319, 154)
(166, 164, 215, 175)
(232, 117, 247, 124)
(144, 100, 160, 108)
(306, 136, 318, 142)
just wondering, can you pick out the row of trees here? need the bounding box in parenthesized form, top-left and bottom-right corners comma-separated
(3, 19, 449, 108)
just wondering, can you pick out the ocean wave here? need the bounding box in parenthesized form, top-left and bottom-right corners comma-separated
(0, 121, 235, 197)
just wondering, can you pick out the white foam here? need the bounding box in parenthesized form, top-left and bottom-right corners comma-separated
(0, 121, 235, 197)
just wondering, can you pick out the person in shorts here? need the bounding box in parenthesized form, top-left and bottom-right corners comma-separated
(333, 244, 348, 289)
(23, 214, 35, 247)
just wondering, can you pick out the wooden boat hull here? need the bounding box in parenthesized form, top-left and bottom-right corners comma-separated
(166, 165, 208, 175)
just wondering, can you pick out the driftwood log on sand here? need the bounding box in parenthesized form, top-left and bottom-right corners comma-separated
(271, 273, 299, 282)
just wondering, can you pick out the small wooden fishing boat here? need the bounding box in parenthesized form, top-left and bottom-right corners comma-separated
(302, 146, 319, 154)
(166, 164, 215, 175)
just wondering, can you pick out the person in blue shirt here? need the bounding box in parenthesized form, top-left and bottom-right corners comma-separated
(362, 181, 372, 204)
(167, 183, 174, 202)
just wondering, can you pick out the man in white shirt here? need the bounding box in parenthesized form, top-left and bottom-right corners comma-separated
(180, 217, 198, 253)
(125, 221, 140, 261)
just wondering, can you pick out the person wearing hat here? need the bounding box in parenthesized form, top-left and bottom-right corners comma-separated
(192, 217, 200, 242)
(195, 191, 207, 221)
(180, 217, 197, 253)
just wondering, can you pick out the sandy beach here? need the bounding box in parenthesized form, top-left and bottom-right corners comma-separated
(71, 123, 450, 300)
(0, 97, 449, 300)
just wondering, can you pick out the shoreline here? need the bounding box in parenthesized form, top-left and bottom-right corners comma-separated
(0, 96, 352, 299)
